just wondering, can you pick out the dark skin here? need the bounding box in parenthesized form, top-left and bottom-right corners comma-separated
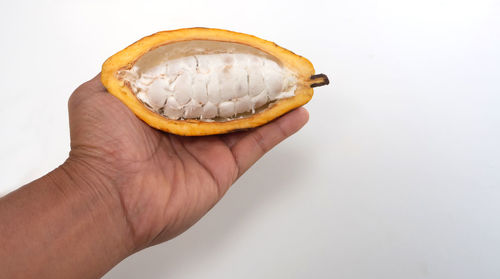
(0, 74, 309, 278)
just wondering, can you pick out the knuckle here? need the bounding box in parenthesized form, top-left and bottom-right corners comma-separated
(251, 130, 269, 153)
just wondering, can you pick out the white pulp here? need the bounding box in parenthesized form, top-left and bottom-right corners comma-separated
(120, 41, 297, 121)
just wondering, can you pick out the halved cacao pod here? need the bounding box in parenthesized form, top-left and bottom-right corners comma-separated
(101, 28, 328, 136)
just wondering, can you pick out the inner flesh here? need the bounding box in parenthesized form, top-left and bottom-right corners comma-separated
(119, 40, 297, 121)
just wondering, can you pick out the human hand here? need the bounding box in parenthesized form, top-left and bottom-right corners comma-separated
(66, 74, 309, 251)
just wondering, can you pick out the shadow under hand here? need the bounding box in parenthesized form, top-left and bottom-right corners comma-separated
(104, 144, 308, 279)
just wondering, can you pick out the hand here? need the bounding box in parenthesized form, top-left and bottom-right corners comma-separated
(66, 74, 309, 250)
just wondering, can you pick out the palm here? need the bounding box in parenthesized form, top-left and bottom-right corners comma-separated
(67, 75, 308, 248)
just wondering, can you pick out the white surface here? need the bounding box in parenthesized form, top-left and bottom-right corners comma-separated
(1, 0, 499, 278)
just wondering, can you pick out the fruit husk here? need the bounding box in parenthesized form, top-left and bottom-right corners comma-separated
(101, 27, 327, 136)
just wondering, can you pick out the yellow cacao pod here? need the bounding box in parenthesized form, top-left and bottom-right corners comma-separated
(101, 28, 329, 136)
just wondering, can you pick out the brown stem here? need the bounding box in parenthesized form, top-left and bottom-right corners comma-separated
(310, 73, 330, 88)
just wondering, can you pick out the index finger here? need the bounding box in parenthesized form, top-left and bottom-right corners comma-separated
(225, 107, 309, 177)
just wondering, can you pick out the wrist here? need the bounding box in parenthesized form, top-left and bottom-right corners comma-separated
(55, 156, 136, 252)
(0, 157, 136, 278)
(66, 149, 162, 250)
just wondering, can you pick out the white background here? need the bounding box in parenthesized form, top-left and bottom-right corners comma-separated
(1, 0, 499, 278)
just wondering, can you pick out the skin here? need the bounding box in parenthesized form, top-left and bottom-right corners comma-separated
(0, 74, 309, 278)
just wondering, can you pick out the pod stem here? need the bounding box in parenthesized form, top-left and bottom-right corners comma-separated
(309, 73, 330, 88)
